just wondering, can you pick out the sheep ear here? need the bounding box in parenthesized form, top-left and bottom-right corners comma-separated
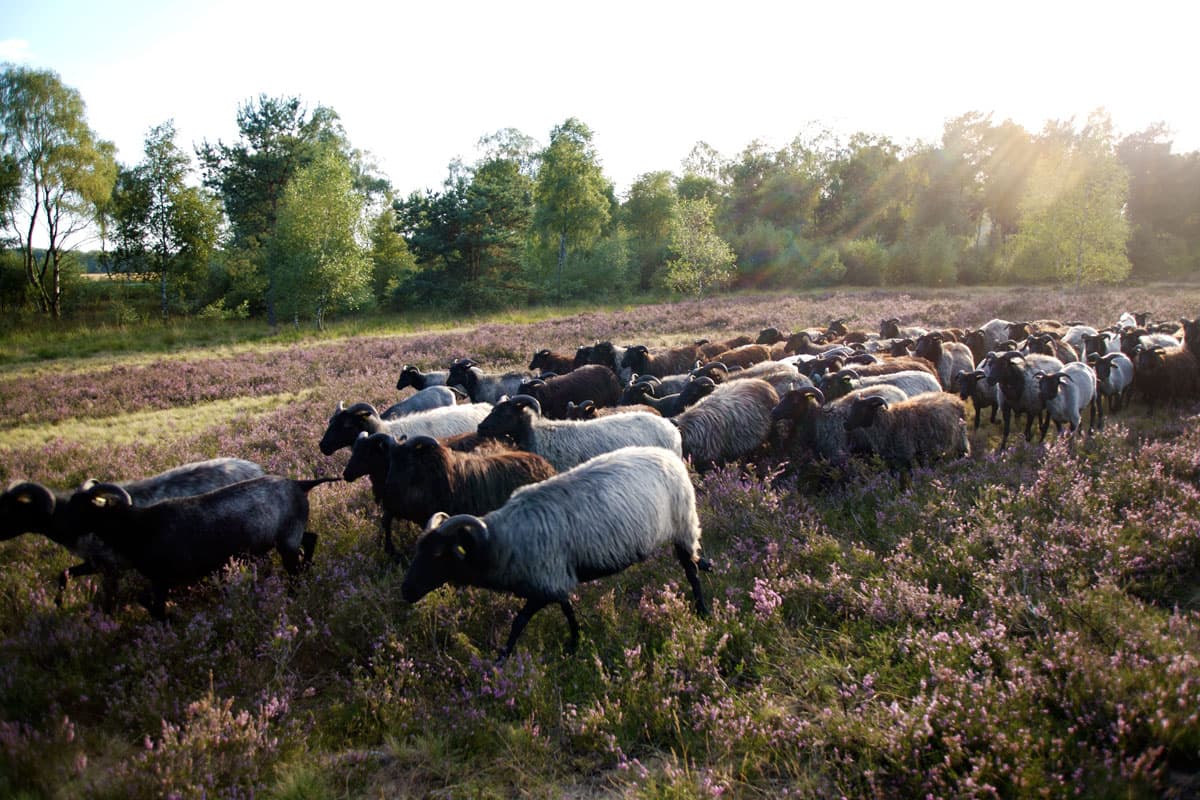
(337, 400, 346, 412)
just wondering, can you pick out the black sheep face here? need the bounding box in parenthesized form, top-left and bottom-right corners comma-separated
(343, 432, 392, 482)
(619, 346, 649, 373)
(477, 397, 537, 442)
(1037, 373, 1067, 403)
(843, 397, 885, 432)
(397, 366, 424, 391)
(401, 514, 492, 602)
(0, 482, 56, 540)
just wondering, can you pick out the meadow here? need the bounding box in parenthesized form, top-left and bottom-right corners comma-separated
(2, 285, 1199, 799)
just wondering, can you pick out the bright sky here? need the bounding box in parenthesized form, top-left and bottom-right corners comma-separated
(2, 0, 1195, 198)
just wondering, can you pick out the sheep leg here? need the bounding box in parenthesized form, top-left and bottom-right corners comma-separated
(676, 544, 709, 617)
(497, 596, 551, 662)
(380, 511, 396, 558)
(999, 406, 1012, 450)
(56, 560, 96, 606)
(1038, 414, 1050, 441)
(301, 532, 319, 567)
(559, 600, 580, 653)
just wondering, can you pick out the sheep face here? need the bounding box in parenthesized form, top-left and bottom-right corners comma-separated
(756, 327, 785, 345)
(572, 345, 594, 369)
(619, 345, 650, 374)
(319, 402, 379, 456)
(1037, 372, 1069, 403)
(477, 395, 540, 443)
(1135, 347, 1166, 373)
(0, 482, 57, 540)
(446, 362, 479, 398)
(843, 396, 886, 432)
(680, 377, 717, 405)
(343, 432, 393, 483)
(397, 365, 425, 391)
(880, 318, 901, 339)
(401, 513, 491, 603)
(771, 388, 824, 423)
(821, 371, 858, 401)
(528, 350, 551, 371)
(952, 369, 986, 401)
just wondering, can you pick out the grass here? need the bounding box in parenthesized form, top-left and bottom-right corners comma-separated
(2, 284, 1200, 798)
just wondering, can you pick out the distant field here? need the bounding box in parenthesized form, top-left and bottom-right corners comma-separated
(2, 286, 1198, 798)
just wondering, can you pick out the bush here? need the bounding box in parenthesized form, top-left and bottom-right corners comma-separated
(838, 238, 887, 286)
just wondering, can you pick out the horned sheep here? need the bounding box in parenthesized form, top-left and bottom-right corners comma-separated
(318, 401, 493, 455)
(670, 378, 780, 470)
(842, 393, 970, 469)
(400, 446, 709, 660)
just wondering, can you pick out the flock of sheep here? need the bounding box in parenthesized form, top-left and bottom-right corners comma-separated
(2, 310, 1196, 659)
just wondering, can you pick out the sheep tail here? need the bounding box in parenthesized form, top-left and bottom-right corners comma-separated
(296, 477, 342, 493)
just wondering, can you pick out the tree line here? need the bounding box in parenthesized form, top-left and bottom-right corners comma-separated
(2, 63, 1198, 325)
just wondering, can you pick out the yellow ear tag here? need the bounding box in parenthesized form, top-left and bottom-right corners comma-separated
(92, 496, 108, 508)
(454, 544, 468, 559)
(15, 494, 32, 504)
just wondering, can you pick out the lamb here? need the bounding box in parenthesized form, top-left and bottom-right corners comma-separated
(476, 395, 682, 472)
(381, 435, 556, 533)
(1, 458, 265, 609)
(447, 360, 533, 404)
(400, 446, 709, 660)
(380, 385, 460, 420)
(670, 378, 780, 469)
(528, 348, 576, 375)
(318, 401, 493, 455)
(1132, 345, 1200, 412)
(620, 343, 705, 378)
(911, 332, 976, 389)
(1086, 352, 1135, 413)
(517, 364, 622, 419)
(951, 366, 1000, 430)
(1037, 362, 1099, 438)
(770, 385, 909, 464)
(818, 368, 942, 401)
(984, 350, 1064, 449)
(842, 393, 970, 469)
(396, 364, 449, 391)
(67, 475, 338, 619)
(619, 376, 716, 417)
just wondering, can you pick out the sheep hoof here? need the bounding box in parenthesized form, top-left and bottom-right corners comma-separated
(697, 558, 713, 573)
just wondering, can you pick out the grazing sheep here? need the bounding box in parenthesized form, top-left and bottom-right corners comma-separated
(447, 361, 533, 404)
(784, 331, 847, 356)
(400, 446, 709, 659)
(1024, 333, 1080, 364)
(1132, 345, 1200, 412)
(1, 458, 266, 609)
(620, 343, 704, 378)
(380, 385, 460, 420)
(698, 334, 754, 359)
(1037, 362, 1099, 437)
(476, 395, 682, 472)
(671, 378, 780, 470)
(68, 475, 338, 619)
(318, 401, 493, 455)
(819, 368, 942, 401)
(1087, 352, 1135, 413)
(770, 385, 909, 463)
(985, 351, 1064, 449)
(529, 348, 576, 375)
(619, 376, 717, 417)
(517, 364, 622, 419)
(396, 364, 449, 391)
(756, 327, 787, 345)
(382, 435, 555, 532)
(952, 366, 1000, 430)
(843, 393, 970, 469)
(912, 332, 976, 389)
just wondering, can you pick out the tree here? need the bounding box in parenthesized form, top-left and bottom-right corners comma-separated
(111, 121, 221, 320)
(197, 95, 345, 324)
(622, 171, 677, 290)
(367, 201, 416, 306)
(269, 145, 371, 329)
(1118, 125, 1200, 278)
(1010, 112, 1130, 287)
(0, 64, 116, 318)
(532, 118, 612, 300)
(664, 198, 736, 296)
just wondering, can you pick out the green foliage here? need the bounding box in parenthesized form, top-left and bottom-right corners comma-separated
(664, 198, 736, 295)
(269, 145, 372, 329)
(0, 64, 117, 318)
(885, 225, 964, 286)
(367, 203, 416, 306)
(622, 171, 678, 290)
(838, 238, 887, 285)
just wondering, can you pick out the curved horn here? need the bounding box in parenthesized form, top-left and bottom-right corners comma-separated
(406, 435, 440, 450)
(508, 394, 543, 416)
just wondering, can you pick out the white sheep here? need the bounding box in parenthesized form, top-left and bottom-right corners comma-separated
(400, 446, 708, 659)
(380, 385, 460, 420)
(1037, 361, 1099, 437)
(318, 401, 493, 455)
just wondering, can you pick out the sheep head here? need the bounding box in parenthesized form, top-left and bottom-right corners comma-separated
(402, 513, 492, 603)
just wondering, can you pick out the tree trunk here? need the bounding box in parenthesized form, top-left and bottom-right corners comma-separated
(556, 232, 566, 303)
(161, 270, 169, 323)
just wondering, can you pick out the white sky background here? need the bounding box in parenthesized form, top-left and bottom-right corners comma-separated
(1, 0, 1195, 198)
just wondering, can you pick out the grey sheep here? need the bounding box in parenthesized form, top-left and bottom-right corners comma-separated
(912, 332, 976, 389)
(1, 458, 265, 610)
(1037, 361, 1099, 437)
(818, 368, 942, 401)
(1087, 351, 1135, 413)
(400, 446, 709, 660)
(67, 475, 338, 619)
(318, 401, 493, 455)
(380, 385, 460, 420)
(843, 393, 970, 469)
(951, 363, 1000, 430)
(984, 351, 1064, 449)
(396, 364, 449, 391)
(476, 394, 682, 472)
(671, 378, 780, 470)
(447, 360, 533, 404)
